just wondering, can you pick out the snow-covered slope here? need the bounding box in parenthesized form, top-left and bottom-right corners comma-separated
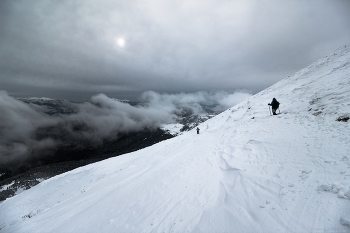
(1, 45, 350, 232)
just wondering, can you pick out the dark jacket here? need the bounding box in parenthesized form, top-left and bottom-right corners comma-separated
(269, 98, 280, 110)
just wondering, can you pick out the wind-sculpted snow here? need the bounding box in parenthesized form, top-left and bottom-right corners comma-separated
(1, 45, 350, 232)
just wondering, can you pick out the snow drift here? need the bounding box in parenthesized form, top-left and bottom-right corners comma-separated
(1, 44, 350, 232)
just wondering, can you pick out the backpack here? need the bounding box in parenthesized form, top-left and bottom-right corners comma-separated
(271, 99, 279, 109)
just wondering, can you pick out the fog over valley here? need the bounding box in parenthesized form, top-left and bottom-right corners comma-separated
(0, 90, 251, 171)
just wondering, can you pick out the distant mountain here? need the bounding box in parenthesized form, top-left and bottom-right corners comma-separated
(16, 97, 140, 115)
(17, 97, 77, 115)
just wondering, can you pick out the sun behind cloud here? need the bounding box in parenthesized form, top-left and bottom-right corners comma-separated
(116, 38, 125, 47)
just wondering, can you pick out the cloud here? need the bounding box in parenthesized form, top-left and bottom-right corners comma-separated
(141, 90, 252, 114)
(0, 0, 349, 100)
(0, 90, 57, 165)
(0, 91, 178, 169)
(0, 90, 250, 169)
(67, 93, 176, 140)
(214, 92, 253, 110)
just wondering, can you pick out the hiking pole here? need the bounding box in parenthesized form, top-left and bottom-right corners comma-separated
(278, 103, 281, 114)
(269, 106, 271, 116)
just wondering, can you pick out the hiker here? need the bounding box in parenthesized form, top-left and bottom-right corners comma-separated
(268, 98, 280, 115)
(196, 127, 200, 134)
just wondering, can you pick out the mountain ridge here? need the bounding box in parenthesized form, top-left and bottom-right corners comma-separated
(1, 44, 349, 232)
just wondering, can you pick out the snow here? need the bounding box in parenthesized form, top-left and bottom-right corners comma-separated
(0, 181, 14, 192)
(161, 123, 184, 135)
(1, 44, 350, 232)
(14, 188, 25, 195)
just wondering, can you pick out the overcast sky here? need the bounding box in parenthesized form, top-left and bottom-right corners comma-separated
(1, 0, 349, 101)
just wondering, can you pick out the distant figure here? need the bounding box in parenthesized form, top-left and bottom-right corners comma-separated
(268, 98, 280, 115)
(196, 127, 200, 134)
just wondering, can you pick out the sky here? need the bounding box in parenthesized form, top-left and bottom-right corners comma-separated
(0, 0, 350, 101)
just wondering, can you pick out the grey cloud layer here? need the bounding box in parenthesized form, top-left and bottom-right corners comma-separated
(1, 0, 349, 100)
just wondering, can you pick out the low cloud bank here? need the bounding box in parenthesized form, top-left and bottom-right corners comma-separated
(0, 90, 251, 169)
(142, 90, 252, 114)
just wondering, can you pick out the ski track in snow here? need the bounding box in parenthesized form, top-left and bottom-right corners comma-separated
(1, 45, 350, 232)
